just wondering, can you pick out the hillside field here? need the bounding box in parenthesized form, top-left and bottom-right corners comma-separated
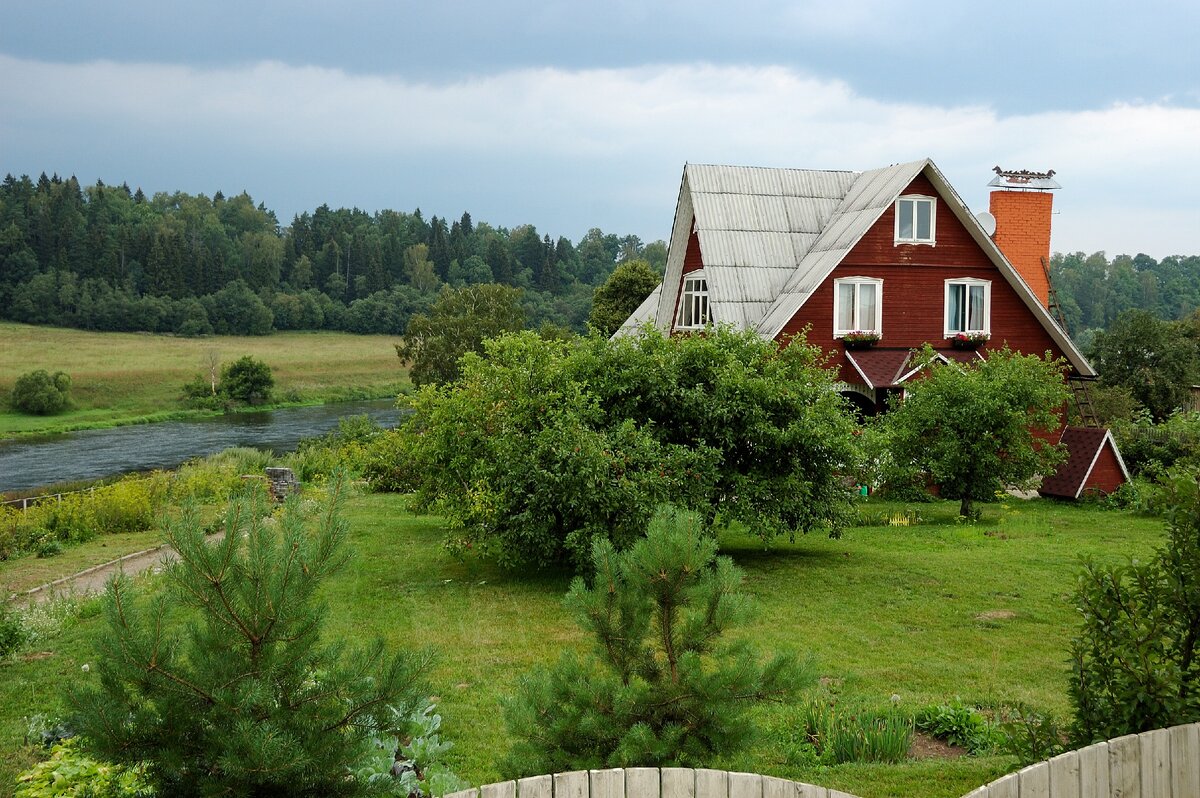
(0, 493, 1165, 798)
(0, 322, 409, 436)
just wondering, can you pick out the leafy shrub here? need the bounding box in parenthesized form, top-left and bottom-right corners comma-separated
(361, 430, 418, 493)
(286, 415, 386, 482)
(998, 704, 1066, 766)
(219, 355, 274, 405)
(398, 327, 859, 570)
(15, 737, 153, 798)
(11, 369, 72, 415)
(88, 476, 165, 535)
(1103, 475, 1163, 513)
(1113, 411, 1200, 477)
(0, 604, 27, 658)
(0, 477, 166, 560)
(501, 510, 811, 774)
(1069, 471, 1200, 743)
(915, 698, 1001, 754)
(169, 447, 273, 501)
(799, 700, 913, 764)
(35, 538, 63, 558)
(180, 374, 227, 411)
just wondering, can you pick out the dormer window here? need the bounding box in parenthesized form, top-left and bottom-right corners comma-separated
(676, 272, 711, 329)
(945, 278, 990, 335)
(834, 277, 882, 336)
(895, 195, 936, 245)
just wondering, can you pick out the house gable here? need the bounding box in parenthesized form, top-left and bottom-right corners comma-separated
(777, 173, 1064, 371)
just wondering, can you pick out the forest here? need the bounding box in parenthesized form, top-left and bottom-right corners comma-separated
(2, 171, 1198, 341)
(0, 173, 666, 337)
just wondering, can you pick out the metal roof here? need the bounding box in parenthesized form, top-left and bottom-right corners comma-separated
(612, 285, 662, 338)
(755, 160, 930, 337)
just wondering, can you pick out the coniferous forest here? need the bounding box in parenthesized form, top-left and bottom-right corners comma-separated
(2, 172, 1197, 340)
(0, 173, 667, 337)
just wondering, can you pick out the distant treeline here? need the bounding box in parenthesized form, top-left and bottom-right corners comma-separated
(0, 173, 667, 336)
(3, 173, 1196, 340)
(1051, 251, 1200, 345)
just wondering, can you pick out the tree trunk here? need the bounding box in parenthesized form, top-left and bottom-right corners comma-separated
(960, 495, 973, 519)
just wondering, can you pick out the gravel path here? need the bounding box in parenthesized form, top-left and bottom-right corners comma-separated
(8, 534, 224, 605)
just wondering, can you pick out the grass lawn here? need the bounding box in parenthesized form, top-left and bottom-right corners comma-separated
(0, 494, 1165, 798)
(0, 322, 409, 437)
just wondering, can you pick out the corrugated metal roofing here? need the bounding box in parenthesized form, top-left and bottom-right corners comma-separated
(612, 285, 662, 338)
(680, 162, 904, 334)
(700, 231, 813, 270)
(754, 161, 928, 337)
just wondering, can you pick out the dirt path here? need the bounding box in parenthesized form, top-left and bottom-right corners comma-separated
(8, 534, 223, 605)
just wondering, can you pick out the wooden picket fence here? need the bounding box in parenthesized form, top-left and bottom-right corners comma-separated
(447, 722, 1200, 798)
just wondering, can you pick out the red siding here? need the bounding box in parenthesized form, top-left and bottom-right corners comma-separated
(836, 175, 993, 271)
(774, 174, 1066, 386)
(1084, 443, 1127, 495)
(682, 227, 703, 274)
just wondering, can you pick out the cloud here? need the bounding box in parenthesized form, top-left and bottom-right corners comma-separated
(2, 54, 1197, 256)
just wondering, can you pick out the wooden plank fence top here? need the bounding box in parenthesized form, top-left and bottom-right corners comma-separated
(446, 722, 1200, 798)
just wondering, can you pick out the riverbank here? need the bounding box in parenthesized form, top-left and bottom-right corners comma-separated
(0, 323, 410, 438)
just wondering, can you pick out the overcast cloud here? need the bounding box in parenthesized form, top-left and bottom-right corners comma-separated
(2, 2, 1198, 258)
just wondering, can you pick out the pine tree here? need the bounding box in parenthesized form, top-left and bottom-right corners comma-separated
(71, 479, 431, 797)
(501, 510, 812, 775)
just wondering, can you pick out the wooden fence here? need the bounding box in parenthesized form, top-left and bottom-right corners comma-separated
(447, 722, 1200, 798)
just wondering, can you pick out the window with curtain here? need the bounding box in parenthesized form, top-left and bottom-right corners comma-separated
(945, 279, 990, 334)
(834, 277, 883, 335)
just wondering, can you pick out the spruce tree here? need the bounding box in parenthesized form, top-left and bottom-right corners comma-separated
(71, 478, 431, 797)
(501, 510, 812, 775)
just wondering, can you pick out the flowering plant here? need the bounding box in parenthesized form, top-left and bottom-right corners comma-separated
(951, 331, 990, 349)
(841, 330, 881, 344)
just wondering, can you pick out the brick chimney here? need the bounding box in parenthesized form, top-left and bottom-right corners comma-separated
(987, 167, 1061, 308)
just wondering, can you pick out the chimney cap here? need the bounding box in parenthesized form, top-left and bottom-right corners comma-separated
(989, 166, 1061, 190)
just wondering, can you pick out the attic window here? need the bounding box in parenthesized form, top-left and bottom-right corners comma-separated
(895, 195, 936, 245)
(676, 272, 711, 329)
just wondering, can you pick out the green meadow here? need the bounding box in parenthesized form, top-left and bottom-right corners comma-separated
(0, 492, 1163, 798)
(0, 322, 409, 436)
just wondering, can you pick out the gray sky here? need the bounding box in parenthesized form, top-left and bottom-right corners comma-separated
(2, 1, 1198, 257)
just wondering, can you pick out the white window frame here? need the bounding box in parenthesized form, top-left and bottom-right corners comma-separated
(833, 277, 883, 337)
(675, 271, 711, 329)
(894, 195, 936, 245)
(944, 278, 991, 336)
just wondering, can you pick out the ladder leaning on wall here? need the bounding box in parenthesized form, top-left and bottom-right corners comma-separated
(1042, 256, 1100, 427)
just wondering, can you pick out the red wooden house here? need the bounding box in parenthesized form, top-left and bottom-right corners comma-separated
(617, 158, 1127, 497)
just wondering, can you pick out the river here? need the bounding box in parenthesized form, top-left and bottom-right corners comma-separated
(0, 399, 405, 494)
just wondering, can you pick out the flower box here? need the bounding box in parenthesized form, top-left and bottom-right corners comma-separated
(950, 332, 989, 350)
(841, 331, 880, 350)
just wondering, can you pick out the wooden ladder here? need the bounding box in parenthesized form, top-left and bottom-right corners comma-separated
(1043, 257, 1101, 427)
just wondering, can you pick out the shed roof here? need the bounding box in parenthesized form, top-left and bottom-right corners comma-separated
(845, 347, 984, 389)
(1038, 427, 1131, 499)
